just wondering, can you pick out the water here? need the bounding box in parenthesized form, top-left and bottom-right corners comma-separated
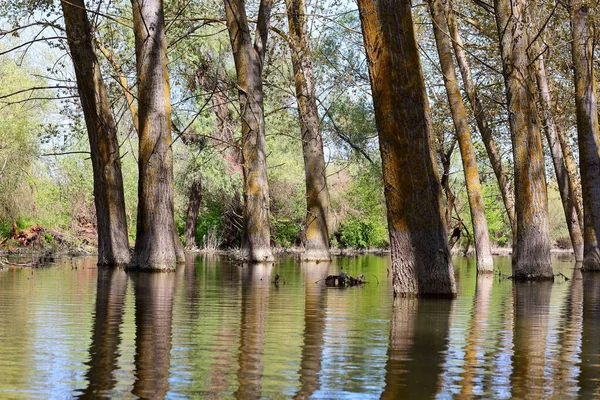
(0, 254, 595, 399)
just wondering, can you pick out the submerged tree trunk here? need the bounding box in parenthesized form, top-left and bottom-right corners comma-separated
(445, 0, 516, 238)
(357, 0, 456, 297)
(224, 0, 274, 262)
(184, 179, 202, 249)
(60, 0, 130, 266)
(494, 0, 553, 280)
(429, 0, 493, 273)
(535, 54, 584, 261)
(569, 0, 600, 270)
(285, 0, 331, 261)
(130, 0, 182, 270)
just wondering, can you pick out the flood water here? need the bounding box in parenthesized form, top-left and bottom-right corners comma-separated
(0, 254, 596, 398)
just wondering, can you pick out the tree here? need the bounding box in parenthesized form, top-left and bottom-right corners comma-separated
(494, 0, 553, 280)
(285, 0, 331, 261)
(569, 0, 600, 270)
(60, 0, 130, 266)
(224, 0, 274, 262)
(130, 0, 183, 270)
(428, 0, 494, 273)
(357, 0, 456, 296)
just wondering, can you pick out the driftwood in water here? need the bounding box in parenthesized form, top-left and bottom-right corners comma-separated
(325, 272, 366, 287)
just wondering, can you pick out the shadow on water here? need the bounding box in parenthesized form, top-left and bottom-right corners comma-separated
(578, 271, 600, 397)
(294, 261, 329, 399)
(381, 297, 452, 399)
(234, 262, 273, 399)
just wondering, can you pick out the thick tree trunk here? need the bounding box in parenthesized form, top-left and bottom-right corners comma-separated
(224, 0, 274, 262)
(285, 0, 331, 261)
(535, 54, 584, 261)
(446, 0, 516, 238)
(429, 0, 494, 273)
(569, 0, 600, 270)
(357, 0, 456, 297)
(494, 0, 553, 280)
(131, 0, 183, 270)
(60, 0, 130, 266)
(184, 179, 202, 249)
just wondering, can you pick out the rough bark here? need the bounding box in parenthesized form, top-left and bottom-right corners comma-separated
(494, 0, 553, 280)
(557, 128, 584, 228)
(357, 0, 456, 297)
(429, 0, 494, 273)
(130, 0, 183, 270)
(224, 0, 274, 262)
(285, 0, 331, 261)
(569, 0, 600, 270)
(446, 0, 516, 238)
(60, 0, 130, 266)
(184, 179, 202, 249)
(535, 54, 584, 261)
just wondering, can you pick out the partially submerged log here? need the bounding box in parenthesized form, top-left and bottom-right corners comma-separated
(325, 271, 366, 287)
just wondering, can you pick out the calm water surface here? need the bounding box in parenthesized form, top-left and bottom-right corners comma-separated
(0, 254, 596, 399)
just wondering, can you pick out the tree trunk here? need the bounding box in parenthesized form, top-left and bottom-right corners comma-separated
(535, 54, 584, 261)
(130, 0, 183, 270)
(557, 127, 584, 228)
(446, 0, 516, 238)
(494, 0, 553, 280)
(357, 0, 456, 297)
(60, 0, 130, 266)
(224, 0, 274, 262)
(429, 0, 494, 273)
(285, 0, 331, 261)
(184, 179, 202, 249)
(569, 0, 600, 270)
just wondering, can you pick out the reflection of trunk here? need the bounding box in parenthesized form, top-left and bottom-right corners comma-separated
(429, 0, 493, 273)
(184, 179, 202, 249)
(61, 0, 130, 266)
(535, 55, 584, 261)
(81, 268, 128, 396)
(459, 274, 493, 396)
(382, 298, 452, 398)
(285, 0, 331, 261)
(446, 0, 516, 237)
(131, 273, 176, 398)
(510, 281, 552, 397)
(131, 0, 183, 270)
(357, 0, 456, 296)
(578, 274, 600, 396)
(224, 0, 274, 262)
(235, 263, 272, 399)
(494, 0, 552, 279)
(569, 0, 600, 270)
(294, 262, 329, 398)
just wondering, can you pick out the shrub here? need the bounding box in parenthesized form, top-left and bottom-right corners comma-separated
(337, 216, 388, 249)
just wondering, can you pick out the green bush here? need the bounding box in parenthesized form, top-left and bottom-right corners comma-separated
(337, 216, 388, 249)
(270, 217, 302, 247)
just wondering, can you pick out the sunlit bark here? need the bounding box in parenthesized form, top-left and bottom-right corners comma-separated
(224, 0, 274, 262)
(569, 0, 600, 270)
(429, 0, 493, 273)
(130, 0, 183, 270)
(535, 54, 584, 261)
(446, 0, 516, 237)
(357, 0, 456, 296)
(494, 0, 553, 279)
(285, 0, 331, 261)
(60, 0, 130, 266)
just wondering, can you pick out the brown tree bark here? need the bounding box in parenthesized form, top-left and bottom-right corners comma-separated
(60, 0, 130, 266)
(184, 179, 202, 249)
(446, 0, 516, 238)
(357, 0, 456, 297)
(535, 54, 584, 261)
(224, 0, 274, 262)
(130, 0, 183, 270)
(429, 0, 494, 273)
(285, 0, 331, 261)
(557, 128, 584, 229)
(494, 0, 553, 280)
(569, 0, 600, 270)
